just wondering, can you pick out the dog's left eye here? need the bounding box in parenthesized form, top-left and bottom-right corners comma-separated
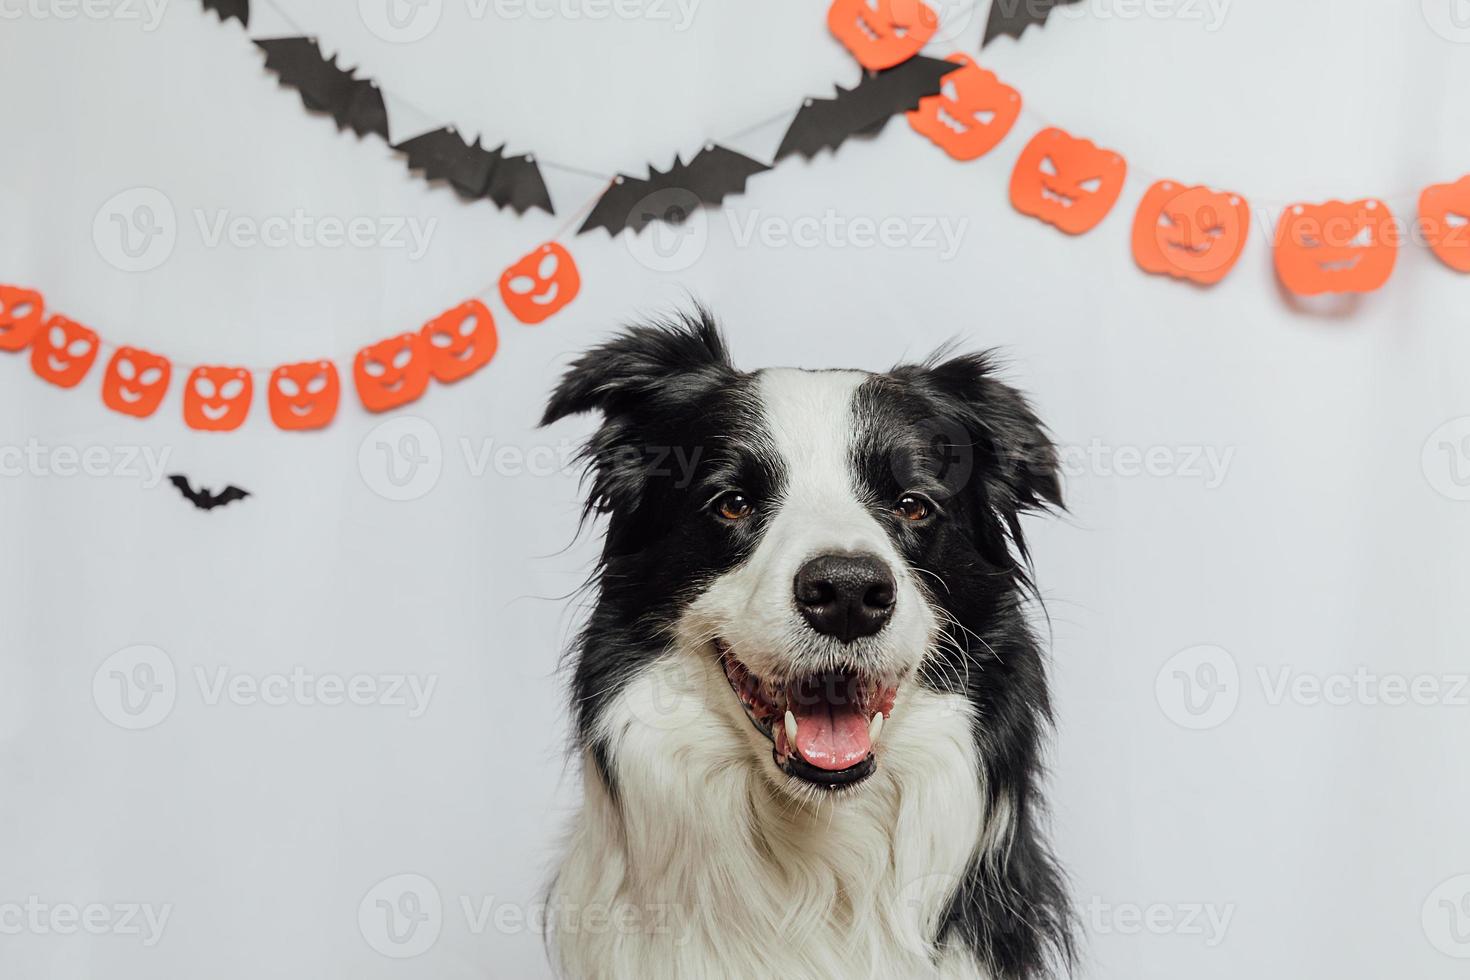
(714, 492, 754, 521)
(894, 494, 932, 522)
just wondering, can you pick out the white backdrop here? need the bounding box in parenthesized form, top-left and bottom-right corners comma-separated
(3, 2, 1470, 977)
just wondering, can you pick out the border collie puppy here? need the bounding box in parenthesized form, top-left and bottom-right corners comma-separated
(542, 309, 1073, 979)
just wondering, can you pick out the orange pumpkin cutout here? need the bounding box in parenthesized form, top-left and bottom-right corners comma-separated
(1274, 199, 1398, 295)
(30, 315, 99, 388)
(1010, 128, 1127, 235)
(421, 300, 498, 383)
(183, 366, 253, 431)
(102, 346, 171, 418)
(0, 285, 44, 352)
(499, 243, 580, 325)
(1131, 181, 1251, 286)
(353, 333, 431, 412)
(828, 0, 938, 71)
(1420, 175, 1470, 273)
(269, 360, 340, 431)
(907, 55, 1021, 161)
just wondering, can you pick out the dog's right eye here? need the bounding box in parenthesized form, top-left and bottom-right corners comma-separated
(714, 492, 754, 521)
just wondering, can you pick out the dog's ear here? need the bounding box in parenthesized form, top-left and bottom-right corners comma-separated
(896, 350, 1061, 561)
(542, 307, 734, 516)
(541, 307, 731, 426)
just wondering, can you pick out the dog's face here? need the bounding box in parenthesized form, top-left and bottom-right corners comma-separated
(545, 311, 1059, 798)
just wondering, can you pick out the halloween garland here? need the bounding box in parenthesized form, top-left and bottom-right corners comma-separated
(204, 0, 959, 234)
(0, 237, 581, 432)
(14, 1, 1463, 440)
(867, 7, 1470, 290)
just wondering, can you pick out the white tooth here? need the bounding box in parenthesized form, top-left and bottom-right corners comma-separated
(784, 710, 798, 746)
(868, 712, 885, 745)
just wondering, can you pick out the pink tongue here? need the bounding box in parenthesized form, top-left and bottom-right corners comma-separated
(792, 702, 872, 771)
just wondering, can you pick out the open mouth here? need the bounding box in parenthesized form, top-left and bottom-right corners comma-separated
(935, 105, 995, 136)
(1317, 257, 1362, 272)
(717, 642, 896, 790)
(1040, 186, 1074, 208)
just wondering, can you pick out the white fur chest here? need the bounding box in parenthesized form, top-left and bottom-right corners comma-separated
(550, 657, 990, 980)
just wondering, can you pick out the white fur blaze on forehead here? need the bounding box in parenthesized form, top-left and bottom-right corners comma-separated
(756, 368, 880, 554)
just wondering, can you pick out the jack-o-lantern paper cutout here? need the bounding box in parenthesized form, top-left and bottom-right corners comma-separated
(499, 243, 580, 325)
(1131, 181, 1251, 286)
(102, 346, 172, 418)
(184, 366, 253, 431)
(30, 315, 99, 388)
(828, 0, 938, 71)
(1420, 176, 1470, 273)
(0, 285, 44, 352)
(907, 55, 1021, 161)
(1009, 128, 1127, 235)
(353, 333, 431, 412)
(421, 300, 498, 383)
(268, 360, 340, 431)
(1274, 199, 1399, 295)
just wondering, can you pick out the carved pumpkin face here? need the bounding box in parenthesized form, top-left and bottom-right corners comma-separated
(102, 346, 172, 418)
(421, 300, 498, 383)
(1419, 175, 1470, 273)
(0, 285, 43, 352)
(1274, 199, 1398, 295)
(1131, 181, 1252, 286)
(827, 0, 938, 71)
(1010, 128, 1127, 235)
(499, 243, 581, 325)
(353, 333, 431, 412)
(183, 366, 253, 431)
(269, 360, 340, 431)
(907, 55, 1021, 161)
(30, 315, 99, 388)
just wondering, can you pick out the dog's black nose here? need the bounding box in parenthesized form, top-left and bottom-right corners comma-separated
(793, 554, 896, 643)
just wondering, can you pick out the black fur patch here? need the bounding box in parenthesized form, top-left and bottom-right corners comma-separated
(853, 360, 1074, 977)
(542, 309, 784, 760)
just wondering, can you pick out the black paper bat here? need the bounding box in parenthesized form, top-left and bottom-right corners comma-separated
(254, 37, 389, 140)
(775, 56, 955, 162)
(578, 144, 770, 236)
(395, 128, 554, 215)
(982, 0, 1084, 46)
(200, 0, 248, 27)
(168, 475, 250, 511)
